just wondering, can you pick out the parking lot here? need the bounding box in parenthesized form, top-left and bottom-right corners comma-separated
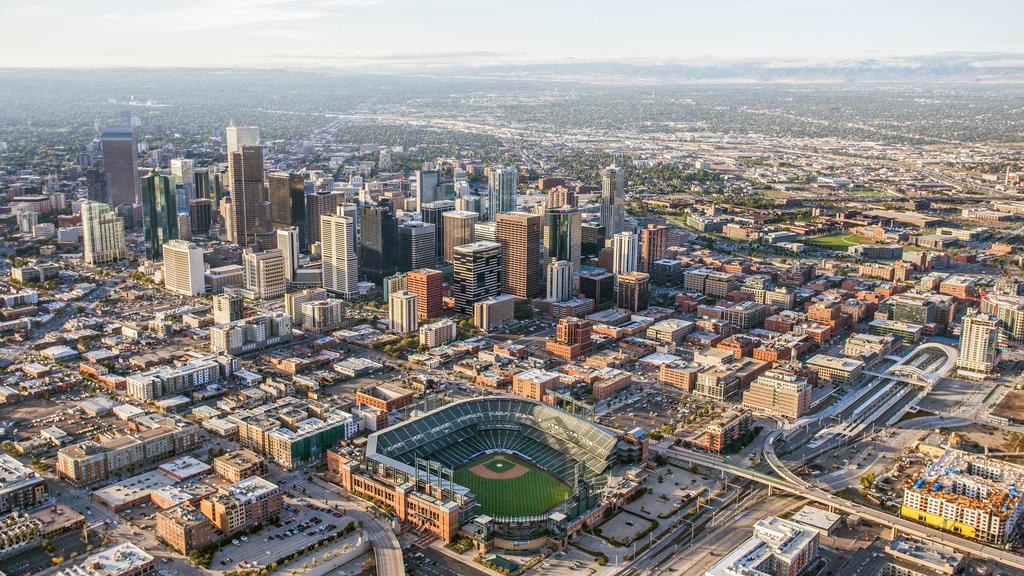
(210, 496, 356, 571)
(406, 547, 490, 576)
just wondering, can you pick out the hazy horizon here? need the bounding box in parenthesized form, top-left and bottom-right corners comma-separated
(2, 0, 1021, 69)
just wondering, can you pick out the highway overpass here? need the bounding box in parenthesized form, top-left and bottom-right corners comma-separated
(655, 444, 1024, 572)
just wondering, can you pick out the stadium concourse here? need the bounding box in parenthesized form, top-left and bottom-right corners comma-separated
(326, 396, 649, 554)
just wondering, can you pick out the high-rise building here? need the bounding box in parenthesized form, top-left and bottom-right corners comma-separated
(600, 165, 625, 239)
(421, 200, 455, 265)
(193, 168, 212, 201)
(546, 186, 576, 209)
(243, 248, 286, 300)
(397, 222, 437, 272)
(957, 313, 1002, 377)
(580, 271, 615, 310)
(546, 260, 573, 302)
(487, 167, 518, 221)
(617, 271, 650, 312)
(177, 212, 192, 241)
(496, 212, 542, 299)
(321, 205, 359, 299)
(100, 127, 139, 207)
(229, 145, 269, 245)
(141, 172, 178, 260)
(170, 158, 195, 200)
(442, 210, 479, 263)
(414, 169, 440, 210)
(455, 195, 482, 214)
(225, 125, 260, 194)
(81, 200, 126, 266)
(407, 268, 444, 320)
(474, 221, 496, 242)
(359, 199, 398, 284)
(213, 294, 243, 325)
(304, 190, 347, 246)
(163, 240, 206, 296)
(189, 199, 212, 236)
(639, 224, 668, 273)
(546, 317, 594, 361)
(581, 222, 606, 257)
(276, 226, 300, 282)
(269, 172, 306, 245)
(384, 273, 407, 302)
(452, 241, 502, 314)
(612, 231, 639, 275)
(543, 206, 582, 279)
(389, 291, 419, 334)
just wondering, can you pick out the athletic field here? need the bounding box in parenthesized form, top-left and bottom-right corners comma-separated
(803, 234, 876, 250)
(453, 454, 570, 517)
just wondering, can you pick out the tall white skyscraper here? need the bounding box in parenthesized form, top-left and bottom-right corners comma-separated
(957, 313, 1002, 377)
(414, 169, 440, 211)
(547, 260, 574, 302)
(81, 200, 126, 265)
(389, 290, 419, 334)
(321, 205, 359, 299)
(600, 165, 625, 239)
(276, 226, 300, 282)
(225, 125, 260, 194)
(243, 248, 286, 300)
(162, 240, 206, 296)
(612, 231, 639, 275)
(170, 158, 195, 200)
(487, 167, 518, 221)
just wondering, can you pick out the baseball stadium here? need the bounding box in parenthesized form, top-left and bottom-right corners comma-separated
(328, 396, 648, 553)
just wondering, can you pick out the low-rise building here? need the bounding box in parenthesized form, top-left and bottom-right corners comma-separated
(200, 476, 283, 536)
(807, 354, 863, 386)
(705, 516, 818, 576)
(212, 449, 267, 483)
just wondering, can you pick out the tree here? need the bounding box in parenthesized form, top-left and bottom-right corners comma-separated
(860, 472, 877, 490)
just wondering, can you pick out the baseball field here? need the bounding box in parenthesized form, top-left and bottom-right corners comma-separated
(453, 453, 571, 518)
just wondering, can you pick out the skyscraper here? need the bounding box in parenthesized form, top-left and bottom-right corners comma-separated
(321, 205, 359, 299)
(455, 195, 482, 214)
(100, 127, 139, 207)
(359, 199, 399, 284)
(304, 190, 347, 246)
(162, 240, 205, 297)
(170, 158, 195, 200)
(487, 167, 518, 221)
(141, 172, 178, 260)
(612, 231, 639, 275)
(414, 169, 440, 210)
(81, 200, 126, 266)
(581, 222, 606, 257)
(189, 199, 212, 236)
(580, 271, 615, 310)
(229, 145, 269, 246)
(389, 291, 419, 334)
(407, 268, 444, 320)
(957, 313, 1002, 377)
(442, 210, 479, 263)
(496, 212, 542, 299)
(617, 271, 650, 312)
(269, 172, 307, 245)
(397, 222, 437, 273)
(547, 260, 573, 302)
(243, 248, 286, 300)
(225, 125, 260, 193)
(600, 165, 625, 239)
(543, 206, 582, 280)
(276, 226, 300, 282)
(452, 241, 502, 314)
(421, 200, 455, 265)
(639, 224, 668, 273)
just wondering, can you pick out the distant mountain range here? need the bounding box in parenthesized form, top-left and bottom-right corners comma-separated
(378, 53, 1024, 84)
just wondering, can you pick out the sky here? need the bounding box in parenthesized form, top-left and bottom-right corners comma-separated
(0, 0, 1020, 68)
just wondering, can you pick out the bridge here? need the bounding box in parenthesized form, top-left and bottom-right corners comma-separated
(653, 441, 1024, 572)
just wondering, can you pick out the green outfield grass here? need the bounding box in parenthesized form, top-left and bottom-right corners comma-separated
(803, 234, 878, 250)
(454, 454, 571, 518)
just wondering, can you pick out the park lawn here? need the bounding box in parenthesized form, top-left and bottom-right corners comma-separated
(454, 454, 571, 518)
(803, 234, 879, 250)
